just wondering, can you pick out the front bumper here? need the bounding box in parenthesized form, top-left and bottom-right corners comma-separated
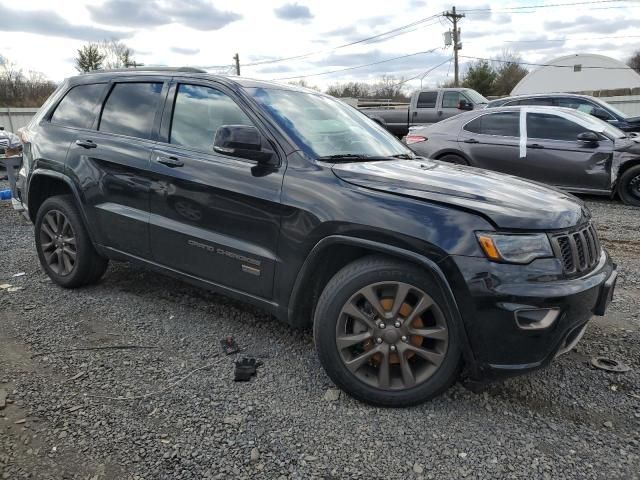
(445, 249, 616, 380)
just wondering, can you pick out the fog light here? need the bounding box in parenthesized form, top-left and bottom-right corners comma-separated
(515, 308, 560, 330)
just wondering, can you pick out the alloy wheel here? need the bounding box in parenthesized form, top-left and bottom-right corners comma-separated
(628, 173, 640, 200)
(335, 281, 449, 391)
(40, 209, 77, 276)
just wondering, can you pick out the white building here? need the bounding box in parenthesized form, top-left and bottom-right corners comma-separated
(511, 53, 640, 95)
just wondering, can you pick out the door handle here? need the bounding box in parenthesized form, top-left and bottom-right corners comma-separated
(527, 143, 544, 149)
(463, 138, 479, 144)
(75, 139, 97, 149)
(156, 155, 185, 168)
(437, 110, 443, 116)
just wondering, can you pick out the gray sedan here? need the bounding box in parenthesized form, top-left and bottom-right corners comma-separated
(405, 106, 640, 206)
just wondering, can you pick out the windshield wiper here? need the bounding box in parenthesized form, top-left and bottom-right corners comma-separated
(390, 153, 415, 160)
(318, 154, 369, 160)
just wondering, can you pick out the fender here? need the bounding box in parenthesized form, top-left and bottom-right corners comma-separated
(287, 235, 478, 376)
(28, 169, 100, 246)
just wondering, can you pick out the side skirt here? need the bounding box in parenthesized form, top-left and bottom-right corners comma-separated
(96, 245, 281, 318)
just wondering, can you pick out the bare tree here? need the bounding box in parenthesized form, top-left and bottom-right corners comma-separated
(491, 50, 528, 96)
(371, 75, 409, 101)
(287, 79, 320, 91)
(326, 81, 371, 98)
(628, 50, 640, 73)
(99, 40, 137, 69)
(0, 55, 56, 107)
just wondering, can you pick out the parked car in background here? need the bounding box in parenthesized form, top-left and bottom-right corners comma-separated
(487, 93, 640, 133)
(359, 87, 488, 137)
(405, 106, 640, 206)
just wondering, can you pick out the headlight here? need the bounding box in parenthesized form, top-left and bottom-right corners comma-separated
(476, 232, 553, 264)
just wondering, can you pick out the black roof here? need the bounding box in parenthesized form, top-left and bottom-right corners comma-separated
(68, 67, 309, 92)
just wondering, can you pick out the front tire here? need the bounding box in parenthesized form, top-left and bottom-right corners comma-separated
(313, 256, 461, 407)
(35, 195, 108, 288)
(618, 165, 640, 207)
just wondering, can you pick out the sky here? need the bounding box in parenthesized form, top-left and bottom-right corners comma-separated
(0, 0, 639, 91)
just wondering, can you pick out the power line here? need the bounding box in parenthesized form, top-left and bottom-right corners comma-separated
(459, 0, 635, 12)
(460, 55, 636, 70)
(502, 34, 640, 43)
(198, 14, 443, 70)
(273, 49, 441, 81)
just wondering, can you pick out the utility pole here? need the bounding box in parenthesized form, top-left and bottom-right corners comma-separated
(443, 6, 464, 86)
(233, 53, 240, 76)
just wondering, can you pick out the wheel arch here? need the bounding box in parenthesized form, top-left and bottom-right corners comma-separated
(433, 149, 472, 164)
(27, 170, 98, 244)
(286, 235, 478, 374)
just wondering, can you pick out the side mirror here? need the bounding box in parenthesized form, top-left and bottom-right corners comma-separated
(458, 100, 473, 111)
(214, 125, 274, 164)
(592, 108, 611, 121)
(577, 131, 599, 147)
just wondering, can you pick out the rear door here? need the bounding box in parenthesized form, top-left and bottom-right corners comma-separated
(411, 91, 439, 126)
(147, 80, 284, 299)
(524, 112, 612, 191)
(33, 82, 107, 192)
(66, 78, 168, 258)
(457, 111, 522, 174)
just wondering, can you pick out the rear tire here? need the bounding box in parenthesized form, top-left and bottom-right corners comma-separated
(438, 154, 469, 166)
(35, 195, 108, 288)
(618, 165, 640, 207)
(313, 255, 461, 407)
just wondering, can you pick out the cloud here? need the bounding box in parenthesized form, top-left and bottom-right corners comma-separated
(461, 3, 491, 21)
(300, 49, 451, 79)
(324, 26, 359, 38)
(408, 0, 426, 7)
(171, 47, 201, 55)
(88, 0, 242, 31)
(274, 3, 313, 21)
(256, 64, 294, 74)
(544, 15, 635, 35)
(0, 5, 131, 41)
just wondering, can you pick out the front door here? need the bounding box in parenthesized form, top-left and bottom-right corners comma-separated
(148, 81, 284, 299)
(524, 112, 612, 191)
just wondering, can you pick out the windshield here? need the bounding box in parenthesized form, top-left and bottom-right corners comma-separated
(593, 98, 630, 119)
(464, 89, 488, 104)
(568, 109, 627, 139)
(248, 87, 413, 159)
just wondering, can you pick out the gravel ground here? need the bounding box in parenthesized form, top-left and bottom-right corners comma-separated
(1, 182, 639, 480)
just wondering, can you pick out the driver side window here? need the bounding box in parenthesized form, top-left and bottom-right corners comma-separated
(170, 84, 254, 152)
(442, 91, 463, 108)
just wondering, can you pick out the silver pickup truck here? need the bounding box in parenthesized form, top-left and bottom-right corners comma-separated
(359, 88, 488, 137)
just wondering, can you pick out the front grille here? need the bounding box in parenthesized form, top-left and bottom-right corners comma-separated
(550, 223, 600, 275)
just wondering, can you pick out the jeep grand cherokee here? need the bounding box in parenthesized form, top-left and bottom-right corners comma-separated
(14, 68, 617, 406)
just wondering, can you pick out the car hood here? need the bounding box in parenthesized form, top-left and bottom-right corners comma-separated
(332, 159, 589, 230)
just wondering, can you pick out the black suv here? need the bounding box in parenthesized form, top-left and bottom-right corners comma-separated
(15, 68, 617, 406)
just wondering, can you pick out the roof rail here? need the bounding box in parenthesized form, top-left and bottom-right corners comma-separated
(83, 67, 207, 74)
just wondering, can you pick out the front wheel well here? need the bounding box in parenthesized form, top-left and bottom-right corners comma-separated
(27, 175, 74, 222)
(616, 159, 640, 181)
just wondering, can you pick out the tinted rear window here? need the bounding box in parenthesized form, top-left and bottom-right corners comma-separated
(416, 91, 437, 108)
(464, 112, 519, 137)
(99, 82, 163, 139)
(50, 84, 106, 129)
